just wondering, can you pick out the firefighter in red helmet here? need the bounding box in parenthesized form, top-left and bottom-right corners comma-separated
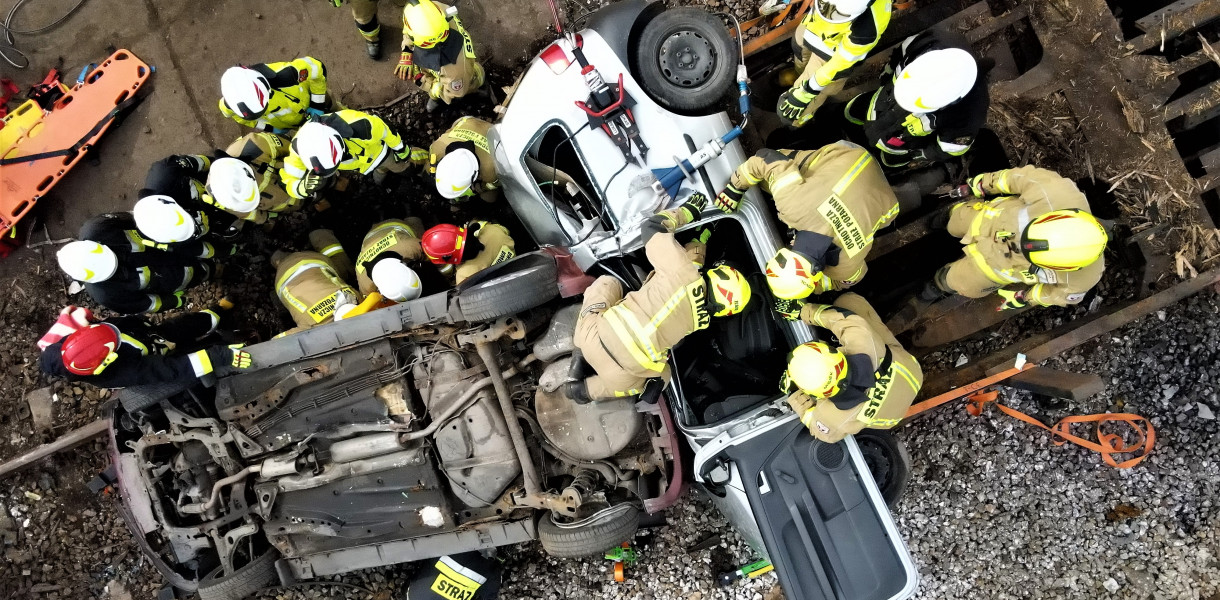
(421, 221, 515, 284)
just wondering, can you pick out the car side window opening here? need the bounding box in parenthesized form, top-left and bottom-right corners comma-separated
(523, 123, 616, 238)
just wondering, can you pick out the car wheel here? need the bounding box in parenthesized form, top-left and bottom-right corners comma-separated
(855, 429, 912, 510)
(196, 549, 280, 600)
(117, 379, 195, 413)
(632, 7, 738, 114)
(538, 503, 640, 558)
(456, 253, 560, 322)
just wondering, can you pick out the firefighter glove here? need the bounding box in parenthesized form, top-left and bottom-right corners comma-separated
(714, 183, 745, 213)
(695, 227, 712, 245)
(302, 172, 326, 196)
(328, 0, 341, 6)
(996, 289, 1028, 311)
(679, 192, 708, 221)
(786, 392, 815, 420)
(968, 173, 987, 197)
(774, 298, 805, 321)
(947, 184, 973, 199)
(777, 87, 815, 127)
(395, 53, 420, 80)
(229, 345, 253, 369)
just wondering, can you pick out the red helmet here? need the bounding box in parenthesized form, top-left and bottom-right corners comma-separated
(422, 224, 468, 265)
(61, 323, 121, 376)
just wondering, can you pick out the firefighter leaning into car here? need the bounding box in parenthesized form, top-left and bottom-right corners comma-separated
(422, 221, 515, 284)
(893, 166, 1108, 328)
(571, 193, 752, 402)
(776, 293, 922, 443)
(394, 0, 485, 111)
(776, 0, 892, 128)
(56, 240, 212, 315)
(273, 229, 363, 335)
(430, 117, 499, 203)
(217, 134, 302, 222)
(281, 110, 426, 200)
(715, 142, 899, 297)
(219, 57, 331, 133)
(843, 28, 989, 171)
(355, 218, 426, 302)
(37, 302, 251, 389)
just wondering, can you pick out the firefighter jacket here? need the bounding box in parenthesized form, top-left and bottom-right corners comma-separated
(790, 293, 923, 443)
(223, 132, 299, 220)
(281, 110, 406, 199)
(793, 0, 892, 93)
(455, 221, 515, 284)
(141, 155, 243, 246)
(355, 218, 425, 295)
(852, 29, 989, 168)
(80, 213, 216, 260)
(575, 207, 708, 382)
(728, 142, 899, 289)
(85, 257, 210, 315)
(275, 251, 362, 330)
(406, 553, 502, 600)
(403, 3, 484, 103)
(39, 312, 227, 389)
(947, 167, 1104, 306)
(429, 117, 498, 201)
(219, 57, 328, 131)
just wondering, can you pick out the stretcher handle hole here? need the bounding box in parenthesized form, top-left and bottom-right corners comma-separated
(115, 90, 129, 105)
(114, 52, 128, 60)
(10, 200, 29, 216)
(35, 176, 53, 192)
(137, 66, 146, 77)
(87, 69, 105, 85)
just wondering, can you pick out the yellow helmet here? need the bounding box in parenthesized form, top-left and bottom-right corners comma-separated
(784, 341, 848, 398)
(403, 0, 450, 48)
(765, 248, 824, 300)
(705, 265, 752, 317)
(1020, 209, 1107, 271)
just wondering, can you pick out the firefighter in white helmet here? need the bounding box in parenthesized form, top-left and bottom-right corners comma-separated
(430, 117, 498, 202)
(57, 241, 212, 314)
(353, 217, 428, 300)
(843, 28, 989, 171)
(218, 57, 330, 132)
(221, 132, 303, 219)
(776, 0, 892, 128)
(280, 111, 427, 200)
(132, 196, 238, 260)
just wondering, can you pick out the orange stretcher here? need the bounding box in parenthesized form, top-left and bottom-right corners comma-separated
(0, 49, 153, 241)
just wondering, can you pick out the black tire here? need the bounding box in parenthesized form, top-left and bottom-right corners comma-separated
(855, 429, 912, 510)
(118, 379, 195, 413)
(196, 549, 280, 600)
(456, 253, 559, 322)
(538, 504, 640, 558)
(632, 7, 738, 114)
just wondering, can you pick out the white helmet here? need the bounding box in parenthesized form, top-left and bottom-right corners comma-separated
(220, 67, 271, 120)
(207, 157, 260, 213)
(292, 122, 344, 177)
(134, 195, 198, 244)
(435, 148, 479, 200)
(816, 0, 871, 23)
(893, 48, 978, 114)
(57, 241, 118, 283)
(371, 259, 422, 302)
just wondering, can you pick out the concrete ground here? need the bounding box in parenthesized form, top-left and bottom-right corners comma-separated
(2, 0, 552, 240)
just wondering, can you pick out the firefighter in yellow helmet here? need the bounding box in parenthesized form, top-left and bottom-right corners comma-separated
(891, 166, 1108, 331)
(393, 0, 485, 111)
(777, 293, 922, 443)
(715, 142, 899, 297)
(776, 0, 892, 128)
(571, 194, 752, 402)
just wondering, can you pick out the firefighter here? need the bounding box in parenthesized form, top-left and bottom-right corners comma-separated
(324, 0, 384, 59)
(78, 212, 205, 261)
(776, 0, 892, 128)
(843, 28, 989, 171)
(393, 0, 485, 111)
(280, 111, 426, 200)
(354, 217, 426, 301)
(714, 142, 899, 297)
(892, 166, 1108, 329)
(570, 194, 752, 402)
(132, 196, 238, 259)
(430, 117, 498, 202)
(214, 136, 302, 222)
(139, 154, 245, 241)
(421, 221, 515, 284)
(273, 230, 362, 334)
(405, 552, 502, 600)
(775, 293, 922, 443)
(56, 241, 211, 314)
(218, 57, 330, 132)
(38, 303, 250, 389)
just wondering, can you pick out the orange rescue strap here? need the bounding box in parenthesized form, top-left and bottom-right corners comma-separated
(905, 355, 1156, 469)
